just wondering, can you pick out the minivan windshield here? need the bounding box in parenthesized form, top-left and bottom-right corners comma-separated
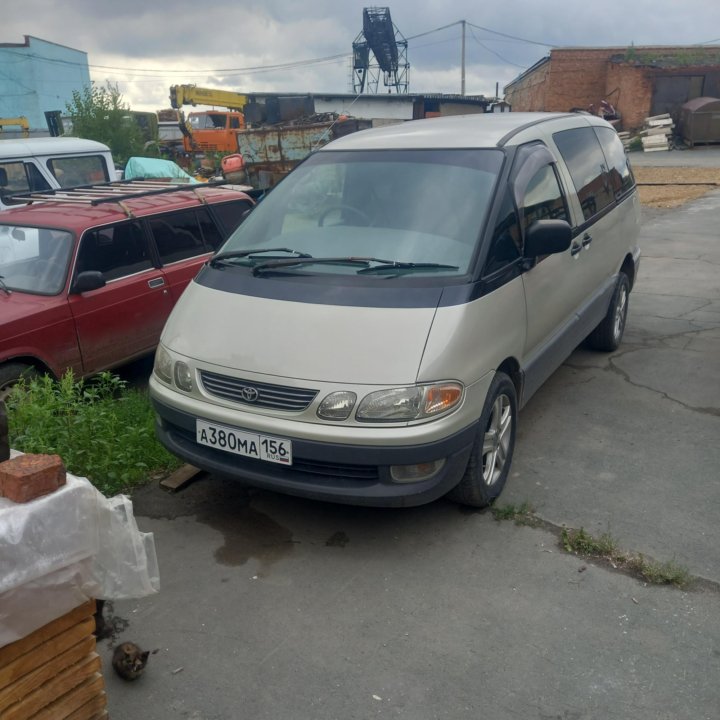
(0, 224, 73, 295)
(219, 148, 504, 277)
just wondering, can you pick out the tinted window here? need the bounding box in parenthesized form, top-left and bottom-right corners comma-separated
(594, 127, 635, 197)
(210, 200, 253, 237)
(48, 156, 109, 188)
(553, 127, 614, 222)
(484, 188, 521, 275)
(77, 221, 152, 281)
(197, 207, 225, 251)
(522, 165, 568, 233)
(150, 210, 207, 264)
(0, 161, 51, 204)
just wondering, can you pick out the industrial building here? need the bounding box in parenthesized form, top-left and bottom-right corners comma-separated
(504, 45, 720, 131)
(0, 35, 90, 134)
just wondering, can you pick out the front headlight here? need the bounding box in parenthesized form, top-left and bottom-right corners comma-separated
(356, 382, 463, 422)
(153, 344, 172, 384)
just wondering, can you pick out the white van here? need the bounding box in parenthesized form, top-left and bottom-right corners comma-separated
(0, 137, 115, 211)
(149, 112, 641, 508)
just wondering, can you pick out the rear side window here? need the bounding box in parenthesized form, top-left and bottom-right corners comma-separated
(77, 221, 152, 281)
(0, 161, 51, 204)
(149, 210, 207, 264)
(210, 200, 254, 238)
(47, 156, 109, 188)
(553, 127, 614, 222)
(594, 126, 635, 197)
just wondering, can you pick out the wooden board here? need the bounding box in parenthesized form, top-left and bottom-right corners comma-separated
(160, 463, 202, 491)
(0, 601, 107, 720)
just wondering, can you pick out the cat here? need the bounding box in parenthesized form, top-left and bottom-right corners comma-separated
(112, 642, 149, 681)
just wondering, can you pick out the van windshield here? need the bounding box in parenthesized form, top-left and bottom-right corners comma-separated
(220, 148, 504, 277)
(0, 225, 73, 295)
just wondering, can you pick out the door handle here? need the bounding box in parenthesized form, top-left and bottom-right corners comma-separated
(148, 277, 165, 288)
(582, 233, 593, 249)
(570, 242, 583, 257)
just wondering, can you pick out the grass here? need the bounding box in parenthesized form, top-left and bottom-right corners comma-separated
(6, 371, 181, 495)
(490, 501, 536, 524)
(561, 526, 691, 588)
(490, 504, 692, 588)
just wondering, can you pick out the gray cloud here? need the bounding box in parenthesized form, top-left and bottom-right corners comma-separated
(2, 0, 718, 110)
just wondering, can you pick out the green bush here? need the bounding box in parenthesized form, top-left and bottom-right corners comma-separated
(6, 371, 180, 495)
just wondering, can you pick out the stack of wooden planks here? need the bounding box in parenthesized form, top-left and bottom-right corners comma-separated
(642, 113, 674, 152)
(0, 600, 107, 720)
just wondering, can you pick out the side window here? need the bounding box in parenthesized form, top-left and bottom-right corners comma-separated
(0, 162, 51, 204)
(149, 210, 208, 264)
(77, 222, 152, 281)
(521, 165, 568, 234)
(553, 127, 614, 222)
(594, 126, 635, 197)
(484, 188, 521, 276)
(48, 156, 109, 188)
(208, 200, 252, 239)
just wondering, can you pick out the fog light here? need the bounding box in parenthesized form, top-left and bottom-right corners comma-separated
(390, 459, 446, 483)
(174, 361, 193, 392)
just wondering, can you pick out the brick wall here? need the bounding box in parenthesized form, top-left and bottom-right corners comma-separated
(505, 46, 720, 131)
(504, 59, 550, 110)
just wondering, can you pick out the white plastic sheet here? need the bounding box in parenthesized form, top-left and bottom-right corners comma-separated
(0, 452, 159, 647)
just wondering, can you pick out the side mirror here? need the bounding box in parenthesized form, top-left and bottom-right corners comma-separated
(524, 219, 572, 258)
(71, 271, 106, 294)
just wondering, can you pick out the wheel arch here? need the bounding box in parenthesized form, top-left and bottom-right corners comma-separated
(620, 253, 636, 289)
(0, 356, 55, 381)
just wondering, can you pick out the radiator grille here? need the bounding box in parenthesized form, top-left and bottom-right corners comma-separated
(200, 371, 318, 411)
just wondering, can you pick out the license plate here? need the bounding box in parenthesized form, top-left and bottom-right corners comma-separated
(196, 420, 292, 465)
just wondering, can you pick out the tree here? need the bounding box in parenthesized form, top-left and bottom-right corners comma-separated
(65, 82, 145, 164)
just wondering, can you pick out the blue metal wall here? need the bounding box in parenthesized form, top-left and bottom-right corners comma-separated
(0, 36, 91, 132)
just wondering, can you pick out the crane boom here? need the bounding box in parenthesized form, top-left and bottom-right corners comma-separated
(169, 85, 248, 112)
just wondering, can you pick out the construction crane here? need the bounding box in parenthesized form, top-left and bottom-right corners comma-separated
(0, 117, 30, 138)
(352, 7, 409, 94)
(169, 85, 248, 112)
(169, 85, 249, 153)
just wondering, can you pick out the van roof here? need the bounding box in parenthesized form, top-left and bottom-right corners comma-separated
(0, 185, 251, 233)
(0, 136, 112, 157)
(322, 112, 603, 151)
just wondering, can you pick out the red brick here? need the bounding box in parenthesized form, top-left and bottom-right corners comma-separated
(0, 454, 66, 503)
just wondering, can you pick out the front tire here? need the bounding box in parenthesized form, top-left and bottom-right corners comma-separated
(587, 273, 630, 352)
(0, 363, 38, 402)
(448, 372, 517, 508)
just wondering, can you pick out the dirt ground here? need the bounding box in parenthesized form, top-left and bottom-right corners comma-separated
(633, 166, 720, 208)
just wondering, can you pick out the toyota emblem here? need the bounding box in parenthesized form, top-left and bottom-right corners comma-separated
(240, 386, 259, 403)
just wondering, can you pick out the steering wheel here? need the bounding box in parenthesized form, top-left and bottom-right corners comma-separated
(318, 204, 373, 227)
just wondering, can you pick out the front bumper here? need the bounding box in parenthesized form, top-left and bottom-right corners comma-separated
(153, 398, 477, 507)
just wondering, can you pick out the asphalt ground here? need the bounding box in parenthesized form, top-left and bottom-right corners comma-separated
(101, 184, 720, 719)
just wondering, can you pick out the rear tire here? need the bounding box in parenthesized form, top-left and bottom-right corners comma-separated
(0, 363, 38, 402)
(448, 372, 517, 508)
(587, 273, 630, 352)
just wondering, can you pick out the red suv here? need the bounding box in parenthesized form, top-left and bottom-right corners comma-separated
(0, 181, 253, 396)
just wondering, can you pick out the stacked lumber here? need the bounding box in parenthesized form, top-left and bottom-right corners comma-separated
(617, 131, 632, 150)
(641, 113, 674, 152)
(0, 600, 107, 720)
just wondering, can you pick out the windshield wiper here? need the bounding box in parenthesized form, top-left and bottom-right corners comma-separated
(252, 256, 373, 275)
(209, 248, 312, 268)
(0, 276, 11, 296)
(357, 260, 459, 275)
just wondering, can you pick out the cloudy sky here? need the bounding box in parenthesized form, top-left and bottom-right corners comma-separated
(3, 0, 719, 111)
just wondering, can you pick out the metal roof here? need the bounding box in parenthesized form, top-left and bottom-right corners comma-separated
(0, 136, 111, 157)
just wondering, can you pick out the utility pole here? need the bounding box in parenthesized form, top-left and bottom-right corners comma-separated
(461, 20, 466, 96)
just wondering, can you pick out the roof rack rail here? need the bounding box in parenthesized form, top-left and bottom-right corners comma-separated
(9, 178, 233, 207)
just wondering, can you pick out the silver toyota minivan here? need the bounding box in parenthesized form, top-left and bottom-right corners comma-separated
(149, 112, 641, 507)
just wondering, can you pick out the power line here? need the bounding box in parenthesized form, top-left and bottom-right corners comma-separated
(467, 22, 556, 48)
(467, 27, 526, 68)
